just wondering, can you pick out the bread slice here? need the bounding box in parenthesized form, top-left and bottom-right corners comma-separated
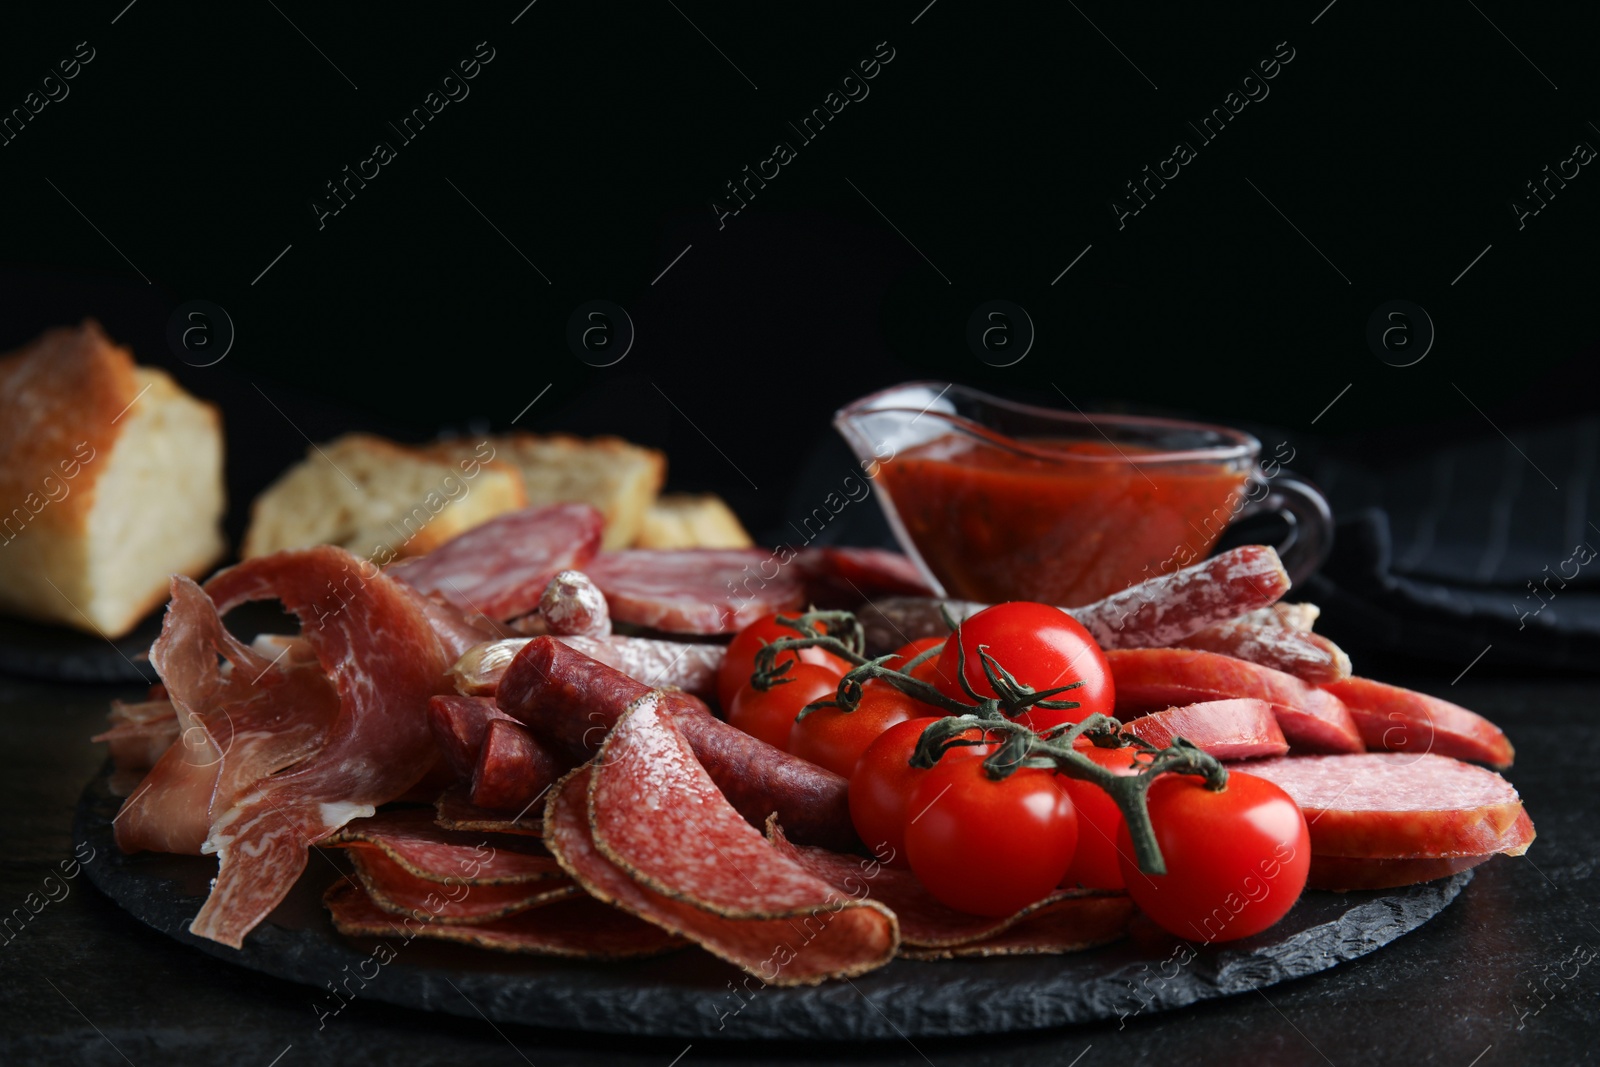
(428, 433, 665, 550)
(242, 434, 527, 563)
(637, 493, 753, 549)
(0, 321, 226, 637)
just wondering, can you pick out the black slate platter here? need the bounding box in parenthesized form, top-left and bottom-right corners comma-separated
(76, 762, 1471, 1040)
(0, 600, 298, 683)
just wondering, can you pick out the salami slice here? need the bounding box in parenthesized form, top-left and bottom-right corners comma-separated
(1244, 753, 1532, 859)
(498, 636, 856, 850)
(325, 808, 559, 884)
(584, 549, 805, 634)
(323, 879, 685, 959)
(1179, 608, 1352, 684)
(546, 763, 897, 986)
(765, 820, 1133, 953)
(387, 504, 604, 622)
(185, 547, 449, 948)
(450, 635, 724, 701)
(793, 547, 934, 608)
(428, 695, 515, 780)
(898, 900, 1138, 959)
(342, 847, 577, 924)
(434, 784, 542, 837)
(1122, 699, 1289, 761)
(470, 719, 562, 814)
(1307, 810, 1535, 890)
(1321, 677, 1514, 769)
(1107, 648, 1363, 753)
(859, 546, 1292, 654)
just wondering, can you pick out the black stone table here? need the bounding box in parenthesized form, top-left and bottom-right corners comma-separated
(2, 670, 1595, 1066)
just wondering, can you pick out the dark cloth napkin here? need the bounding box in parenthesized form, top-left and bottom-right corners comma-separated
(1304, 417, 1600, 673)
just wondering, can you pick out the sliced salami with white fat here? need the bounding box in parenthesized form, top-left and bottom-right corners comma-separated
(1107, 648, 1363, 753)
(583, 549, 805, 634)
(1122, 699, 1288, 761)
(1243, 753, 1532, 859)
(387, 504, 604, 622)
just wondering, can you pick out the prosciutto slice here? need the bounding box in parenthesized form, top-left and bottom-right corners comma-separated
(386, 504, 604, 622)
(112, 578, 340, 857)
(183, 547, 448, 948)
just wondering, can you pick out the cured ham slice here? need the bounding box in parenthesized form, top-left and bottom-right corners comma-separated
(386, 504, 604, 622)
(858, 545, 1292, 654)
(342, 848, 576, 924)
(584, 548, 805, 634)
(1307, 812, 1535, 890)
(499, 637, 855, 850)
(450, 634, 723, 700)
(1245, 754, 1533, 859)
(766, 821, 1132, 955)
(412, 593, 505, 661)
(183, 547, 448, 948)
(113, 577, 340, 857)
(546, 762, 897, 986)
(324, 809, 560, 883)
(323, 880, 684, 958)
(1321, 677, 1514, 768)
(1107, 648, 1363, 753)
(1122, 699, 1289, 761)
(94, 700, 179, 772)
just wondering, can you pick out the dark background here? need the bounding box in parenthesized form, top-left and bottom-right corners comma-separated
(3, 5, 1600, 1063)
(4, 0, 1597, 544)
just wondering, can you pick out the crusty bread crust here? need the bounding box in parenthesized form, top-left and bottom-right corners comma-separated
(242, 433, 528, 562)
(637, 493, 753, 549)
(0, 321, 226, 636)
(0, 320, 135, 560)
(429, 432, 665, 550)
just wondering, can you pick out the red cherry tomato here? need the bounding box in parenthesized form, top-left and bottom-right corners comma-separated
(716, 613, 850, 709)
(885, 636, 955, 691)
(848, 719, 990, 867)
(726, 664, 843, 750)
(788, 681, 929, 778)
(1061, 745, 1150, 890)
(905, 759, 1079, 917)
(934, 602, 1113, 732)
(1115, 770, 1310, 943)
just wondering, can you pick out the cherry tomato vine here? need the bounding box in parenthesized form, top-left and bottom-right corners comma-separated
(750, 608, 1229, 877)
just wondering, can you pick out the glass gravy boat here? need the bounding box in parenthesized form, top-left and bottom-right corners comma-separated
(835, 382, 1331, 607)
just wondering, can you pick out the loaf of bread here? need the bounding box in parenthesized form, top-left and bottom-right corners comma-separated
(242, 434, 528, 563)
(427, 433, 665, 550)
(637, 493, 753, 549)
(0, 321, 226, 637)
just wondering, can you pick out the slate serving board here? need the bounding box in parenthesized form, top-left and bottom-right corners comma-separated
(75, 763, 1470, 1039)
